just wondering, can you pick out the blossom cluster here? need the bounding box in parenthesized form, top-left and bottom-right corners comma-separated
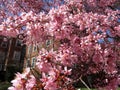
(0, 0, 120, 90)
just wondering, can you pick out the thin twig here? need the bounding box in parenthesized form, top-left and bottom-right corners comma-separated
(15, 0, 27, 12)
(80, 77, 91, 90)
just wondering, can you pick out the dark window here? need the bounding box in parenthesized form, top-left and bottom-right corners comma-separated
(16, 39, 22, 47)
(0, 51, 5, 62)
(13, 51, 21, 61)
(33, 45, 37, 52)
(1, 42, 7, 48)
(31, 57, 36, 67)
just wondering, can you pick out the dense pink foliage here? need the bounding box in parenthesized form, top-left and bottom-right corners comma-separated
(0, 0, 120, 90)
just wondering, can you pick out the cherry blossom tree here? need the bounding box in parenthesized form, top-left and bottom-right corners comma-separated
(0, 0, 120, 90)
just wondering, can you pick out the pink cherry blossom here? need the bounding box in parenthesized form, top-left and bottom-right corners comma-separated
(0, 0, 119, 90)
